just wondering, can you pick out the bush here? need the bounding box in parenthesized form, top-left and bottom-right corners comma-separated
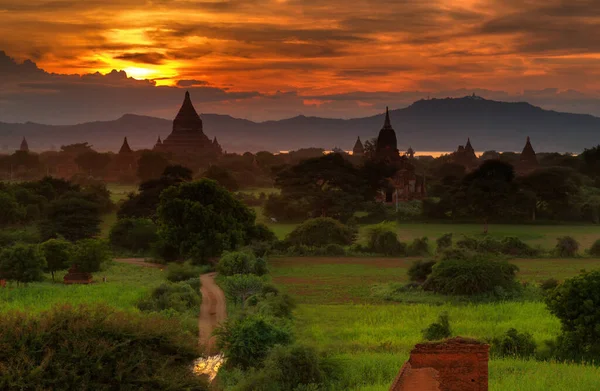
(215, 315, 293, 369)
(109, 218, 158, 253)
(0, 243, 46, 285)
(0, 228, 41, 247)
(501, 237, 539, 257)
(490, 328, 536, 358)
(286, 217, 356, 247)
(555, 236, 579, 257)
(436, 233, 452, 253)
(546, 270, 600, 362)
(408, 260, 437, 283)
(41, 238, 73, 281)
(217, 251, 268, 276)
(254, 293, 296, 319)
(456, 236, 479, 251)
(438, 248, 473, 261)
(407, 237, 430, 256)
(223, 274, 265, 308)
(323, 243, 346, 256)
(366, 223, 406, 256)
(422, 312, 451, 341)
(588, 239, 600, 256)
(72, 239, 111, 273)
(423, 256, 520, 296)
(476, 236, 503, 254)
(0, 304, 207, 390)
(181, 277, 201, 293)
(137, 282, 201, 313)
(263, 344, 328, 390)
(539, 278, 559, 291)
(166, 262, 201, 283)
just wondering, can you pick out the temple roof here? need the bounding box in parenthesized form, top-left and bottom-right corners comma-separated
(353, 136, 364, 154)
(156, 135, 162, 144)
(20, 137, 29, 152)
(520, 136, 537, 163)
(465, 138, 474, 152)
(173, 91, 203, 132)
(119, 137, 133, 154)
(376, 107, 398, 157)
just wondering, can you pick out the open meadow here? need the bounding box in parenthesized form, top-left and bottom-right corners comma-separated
(270, 256, 600, 390)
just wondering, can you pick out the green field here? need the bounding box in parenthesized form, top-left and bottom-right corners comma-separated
(270, 256, 600, 390)
(0, 262, 164, 313)
(106, 183, 137, 202)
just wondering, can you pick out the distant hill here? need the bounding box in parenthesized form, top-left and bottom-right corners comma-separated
(1, 95, 599, 154)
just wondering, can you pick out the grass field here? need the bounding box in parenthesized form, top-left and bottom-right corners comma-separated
(270, 256, 600, 390)
(0, 262, 164, 313)
(106, 183, 137, 202)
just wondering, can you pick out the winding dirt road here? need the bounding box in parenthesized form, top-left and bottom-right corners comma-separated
(199, 272, 227, 354)
(114, 259, 227, 354)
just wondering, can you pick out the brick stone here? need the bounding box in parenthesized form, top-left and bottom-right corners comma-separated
(390, 337, 489, 391)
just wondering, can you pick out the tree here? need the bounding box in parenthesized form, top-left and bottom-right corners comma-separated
(285, 217, 356, 247)
(109, 218, 158, 252)
(40, 195, 102, 241)
(74, 151, 111, 176)
(162, 164, 193, 181)
(0, 244, 46, 286)
(546, 270, 600, 362)
(137, 151, 169, 182)
(0, 190, 23, 226)
(223, 274, 265, 308)
(157, 179, 257, 263)
(202, 165, 239, 191)
(72, 239, 111, 273)
(41, 239, 73, 281)
(520, 167, 582, 220)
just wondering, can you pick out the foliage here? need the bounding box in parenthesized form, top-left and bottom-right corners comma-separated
(408, 260, 437, 283)
(137, 282, 201, 313)
(285, 217, 356, 247)
(501, 236, 539, 257)
(407, 236, 430, 256)
(166, 262, 202, 283)
(589, 239, 600, 256)
(223, 274, 265, 308)
(0, 228, 41, 247)
(109, 218, 158, 253)
(422, 312, 452, 341)
(546, 270, 600, 362)
(217, 251, 268, 276)
(491, 328, 537, 358)
(39, 194, 102, 241)
(254, 293, 297, 319)
(539, 278, 560, 291)
(436, 233, 453, 253)
(72, 239, 111, 273)
(423, 256, 520, 296)
(40, 238, 73, 281)
(157, 179, 258, 263)
(215, 314, 293, 369)
(137, 151, 169, 182)
(0, 243, 46, 285)
(203, 165, 240, 191)
(0, 304, 207, 390)
(555, 236, 579, 257)
(365, 222, 406, 256)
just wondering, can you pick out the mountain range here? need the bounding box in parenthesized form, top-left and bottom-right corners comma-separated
(1, 95, 598, 154)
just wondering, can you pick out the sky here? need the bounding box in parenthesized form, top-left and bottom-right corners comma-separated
(2, 0, 600, 124)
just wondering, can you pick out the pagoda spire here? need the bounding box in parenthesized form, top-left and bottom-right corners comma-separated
(383, 106, 392, 128)
(19, 137, 29, 152)
(119, 137, 133, 154)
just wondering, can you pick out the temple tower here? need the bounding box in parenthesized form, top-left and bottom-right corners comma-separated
(353, 136, 365, 157)
(518, 136, 538, 174)
(375, 107, 399, 161)
(20, 137, 29, 152)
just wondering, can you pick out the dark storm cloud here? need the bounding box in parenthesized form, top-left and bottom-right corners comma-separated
(114, 52, 168, 65)
(177, 79, 210, 87)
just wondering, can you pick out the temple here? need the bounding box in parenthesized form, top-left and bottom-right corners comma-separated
(372, 107, 426, 203)
(353, 137, 364, 157)
(19, 137, 29, 152)
(517, 136, 538, 175)
(154, 91, 222, 159)
(452, 138, 478, 170)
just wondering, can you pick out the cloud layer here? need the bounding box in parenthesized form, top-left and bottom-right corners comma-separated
(1, 0, 600, 123)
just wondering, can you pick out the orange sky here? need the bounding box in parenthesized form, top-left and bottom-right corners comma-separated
(2, 0, 600, 95)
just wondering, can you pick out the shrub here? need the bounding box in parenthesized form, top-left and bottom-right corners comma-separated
(588, 239, 600, 256)
(0, 228, 40, 247)
(41, 238, 73, 281)
(539, 278, 559, 291)
(438, 248, 473, 261)
(215, 314, 293, 369)
(0, 243, 46, 285)
(0, 304, 207, 390)
(501, 237, 539, 257)
(456, 236, 479, 251)
(181, 277, 201, 293)
(109, 218, 158, 253)
(555, 236, 579, 257)
(217, 251, 266, 276)
(436, 233, 452, 253)
(407, 237, 430, 256)
(223, 274, 265, 308)
(255, 293, 296, 319)
(423, 256, 520, 296)
(323, 243, 346, 256)
(476, 236, 503, 254)
(408, 260, 437, 283)
(546, 270, 600, 362)
(490, 328, 536, 358)
(286, 217, 356, 247)
(137, 282, 200, 313)
(422, 312, 451, 341)
(166, 262, 201, 283)
(263, 344, 328, 390)
(366, 223, 406, 256)
(72, 239, 111, 273)
(249, 223, 277, 243)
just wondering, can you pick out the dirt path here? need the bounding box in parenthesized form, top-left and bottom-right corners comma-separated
(199, 272, 227, 354)
(114, 258, 163, 268)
